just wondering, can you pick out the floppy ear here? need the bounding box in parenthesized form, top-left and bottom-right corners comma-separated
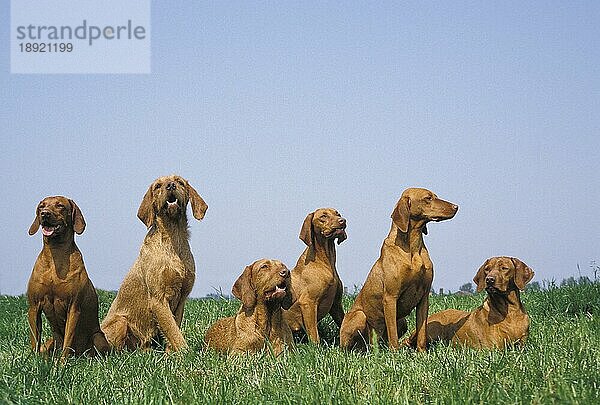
(232, 265, 256, 311)
(336, 230, 347, 245)
(511, 258, 534, 290)
(422, 225, 428, 235)
(186, 181, 208, 220)
(299, 212, 315, 247)
(473, 259, 490, 292)
(391, 196, 410, 233)
(137, 185, 155, 228)
(28, 206, 40, 235)
(69, 199, 86, 235)
(281, 276, 293, 310)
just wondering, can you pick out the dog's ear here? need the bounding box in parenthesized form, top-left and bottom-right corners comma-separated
(281, 276, 293, 310)
(511, 258, 534, 290)
(137, 185, 155, 228)
(473, 259, 491, 292)
(28, 205, 40, 235)
(299, 212, 315, 247)
(391, 196, 410, 233)
(232, 265, 256, 311)
(186, 181, 208, 221)
(69, 199, 86, 235)
(422, 225, 428, 235)
(336, 230, 347, 245)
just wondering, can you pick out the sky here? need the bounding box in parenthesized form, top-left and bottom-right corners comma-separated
(1, 2, 599, 297)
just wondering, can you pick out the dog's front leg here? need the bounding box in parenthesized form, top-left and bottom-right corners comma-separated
(62, 304, 81, 358)
(300, 302, 320, 343)
(28, 304, 42, 352)
(414, 294, 429, 352)
(151, 298, 187, 352)
(383, 292, 400, 349)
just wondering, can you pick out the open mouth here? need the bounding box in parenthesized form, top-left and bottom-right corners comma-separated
(41, 223, 60, 237)
(265, 281, 287, 301)
(166, 194, 178, 208)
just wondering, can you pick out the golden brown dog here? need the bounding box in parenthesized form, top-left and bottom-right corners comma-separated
(101, 175, 207, 352)
(27, 196, 109, 358)
(283, 208, 347, 343)
(340, 188, 458, 351)
(406, 257, 534, 349)
(204, 259, 294, 355)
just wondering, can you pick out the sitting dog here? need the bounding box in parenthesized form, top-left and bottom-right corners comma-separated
(406, 257, 534, 349)
(101, 175, 208, 352)
(204, 259, 293, 355)
(340, 188, 458, 351)
(284, 208, 347, 343)
(27, 196, 109, 358)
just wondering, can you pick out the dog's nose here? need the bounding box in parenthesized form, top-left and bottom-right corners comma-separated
(339, 218, 346, 226)
(40, 210, 51, 218)
(452, 204, 459, 211)
(279, 268, 289, 278)
(166, 182, 176, 191)
(485, 276, 495, 285)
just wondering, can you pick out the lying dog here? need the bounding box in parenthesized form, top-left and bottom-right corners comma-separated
(101, 175, 208, 352)
(406, 257, 534, 349)
(204, 259, 293, 355)
(284, 208, 347, 343)
(340, 188, 458, 351)
(28, 196, 109, 358)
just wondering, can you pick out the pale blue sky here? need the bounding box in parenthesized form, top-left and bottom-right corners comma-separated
(2, 2, 599, 297)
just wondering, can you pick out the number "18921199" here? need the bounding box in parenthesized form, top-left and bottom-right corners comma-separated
(19, 43, 73, 52)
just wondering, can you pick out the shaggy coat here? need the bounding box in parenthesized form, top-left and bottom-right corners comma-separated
(101, 175, 207, 351)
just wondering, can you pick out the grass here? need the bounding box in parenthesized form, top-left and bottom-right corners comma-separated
(0, 282, 598, 404)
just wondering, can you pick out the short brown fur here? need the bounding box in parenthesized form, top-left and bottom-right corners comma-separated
(101, 175, 207, 352)
(27, 196, 109, 358)
(205, 259, 294, 355)
(284, 208, 347, 343)
(340, 188, 458, 351)
(406, 257, 534, 349)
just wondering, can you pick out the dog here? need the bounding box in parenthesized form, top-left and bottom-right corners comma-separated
(27, 196, 109, 358)
(340, 188, 458, 351)
(204, 259, 294, 355)
(406, 257, 534, 349)
(101, 175, 207, 352)
(283, 208, 347, 343)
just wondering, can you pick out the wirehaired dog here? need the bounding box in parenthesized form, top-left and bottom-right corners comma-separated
(406, 257, 534, 349)
(283, 208, 347, 343)
(101, 175, 208, 352)
(28, 196, 109, 358)
(204, 259, 293, 355)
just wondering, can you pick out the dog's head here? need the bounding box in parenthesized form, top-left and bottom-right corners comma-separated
(299, 208, 347, 247)
(137, 175, 208, 228)
(29, 196, 85, 241)
(473, 256, 535, 294)
(391, 188, 458, 234)
(232, 259, 292, 312)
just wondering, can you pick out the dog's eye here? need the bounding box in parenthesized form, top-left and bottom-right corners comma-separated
(319, 214, 328, 221)
(177, 180, 185, 186)
(424, 196, 433, 202)
(154, 183, 161, 190)
(56, 203, 64, 209)
(259, 264, 269, 271)
(501, 267, 509, 271)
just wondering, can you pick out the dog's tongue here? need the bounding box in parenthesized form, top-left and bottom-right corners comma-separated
(42, 226, 55, 237)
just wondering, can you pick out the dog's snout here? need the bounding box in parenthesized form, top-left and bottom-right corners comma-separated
(452, 204, 459, 211)
(485, 276, 495, 285)
(339, 218, 346, 225)
(166, 182, 176, 191)
(40, 210, 51, 218)
(279, 268, 289, 278)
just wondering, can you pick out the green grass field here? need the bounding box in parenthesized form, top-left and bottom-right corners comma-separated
(0, 282, 598, 404)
